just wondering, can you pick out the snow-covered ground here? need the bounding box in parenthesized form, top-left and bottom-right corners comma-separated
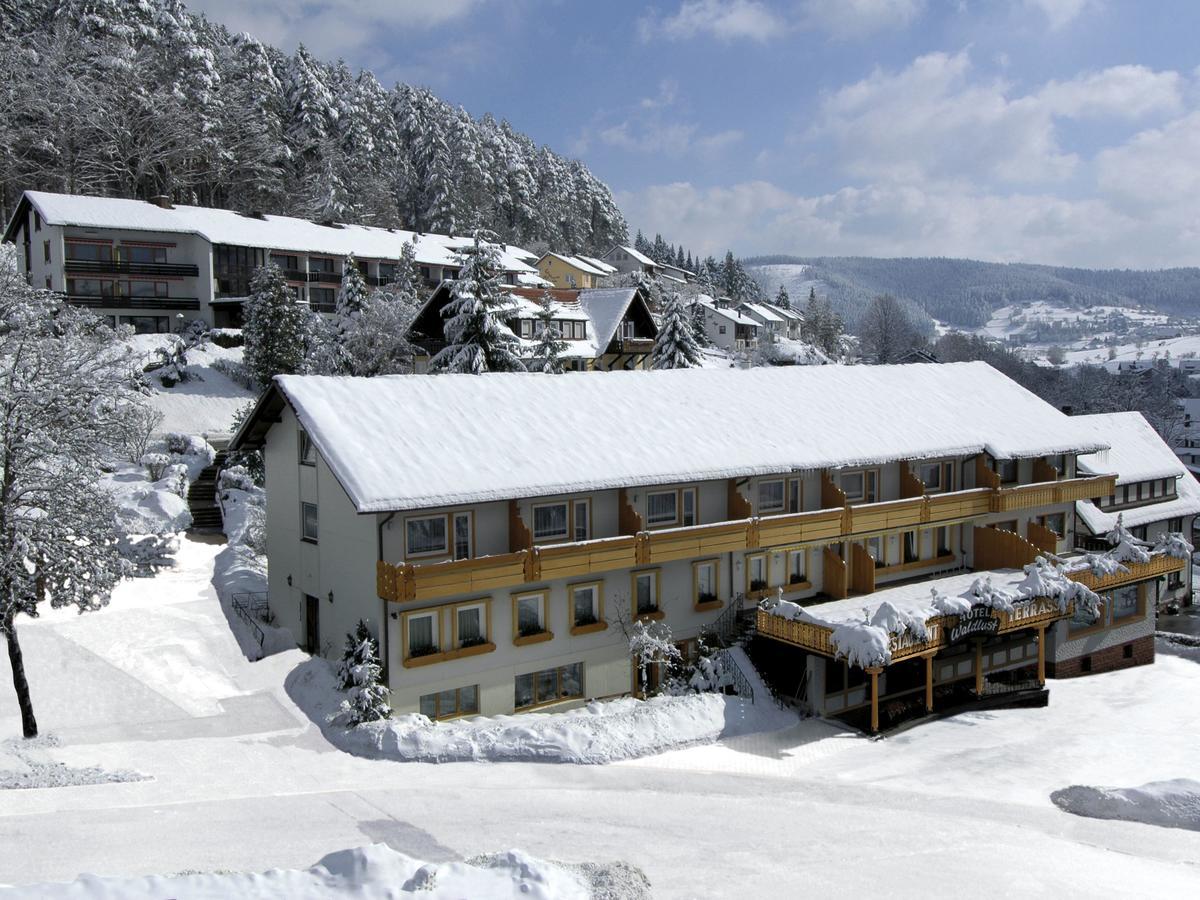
(1052, 779, 1200, 833)
(128, 333, 256, 437)
(1061, 333, 1200, 369)
(969, 301, 1172, 343)
(2, 539, 1200, 896)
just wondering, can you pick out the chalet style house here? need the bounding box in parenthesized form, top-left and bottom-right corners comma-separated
(231, 363, 1195, 731)
(535, 252, 617, 289)
(2, 190, 542, 332)
(698, 295, 760, 352)
(408, 285, 659, 372)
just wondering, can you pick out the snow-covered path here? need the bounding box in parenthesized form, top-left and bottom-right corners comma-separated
(2, 536, 1199, 897)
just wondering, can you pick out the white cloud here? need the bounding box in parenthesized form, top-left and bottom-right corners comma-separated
(638, 0, 786, 43)
(185, 0, 483, 59)
(810, 51, 1184, 186)
(801, 0, 925, 39)
(576, 81, 744, 158)
(1023, 0, 1095, 30)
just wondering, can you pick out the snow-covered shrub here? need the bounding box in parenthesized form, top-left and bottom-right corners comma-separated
(225, 402, 265, 485)
(337, 620, 391, 726)
(1154, 531, 1194, 560)
(164, 432, 192, 455)
(146, 338, 192, 387)
(242, 502, 267, 555)
(179, 318, 209, 349)
(211, 356, 257, 391)
(141, 452, 170, 481)
(628, 619, 681, 697)
(218, 465, 256, 493)
(209, 328, 244, 348)
(1105, 514, 1152, 564)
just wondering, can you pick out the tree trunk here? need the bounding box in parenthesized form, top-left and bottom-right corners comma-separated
(4, 620, 38, 738)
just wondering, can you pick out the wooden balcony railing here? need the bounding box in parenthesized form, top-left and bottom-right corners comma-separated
(1068, 553, 1185, 592)
(847, 496, 926, 534)
(992, 475, 1115, 511)
(532, 535, 640, 582)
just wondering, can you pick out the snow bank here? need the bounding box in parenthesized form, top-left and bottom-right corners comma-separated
(0, 843, 596, 899)
(287, 655, 796, 765)
(102, 434, 214, 537)
(0, 735, 145, 791)
(1051, 779, 1200, 832)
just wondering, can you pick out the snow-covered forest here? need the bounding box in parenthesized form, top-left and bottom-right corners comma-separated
(0, 0, 627, 253)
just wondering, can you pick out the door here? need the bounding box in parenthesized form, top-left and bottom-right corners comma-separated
(305, 594, 320, 654)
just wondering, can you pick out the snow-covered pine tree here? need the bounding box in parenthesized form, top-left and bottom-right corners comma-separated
(776, 285, 790, 310)
(337, 620, 391, 726)
(528, 292, 568, 374)
(430, 231, 524, 374)
(0, 266, 141, 737)
(243, 264, 311, 387)
(334, 254, 368, 333)
(652, 291, 704, 369)
(389, 238, 421, 298)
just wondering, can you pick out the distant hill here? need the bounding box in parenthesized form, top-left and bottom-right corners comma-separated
(747, 256, 1200, 330)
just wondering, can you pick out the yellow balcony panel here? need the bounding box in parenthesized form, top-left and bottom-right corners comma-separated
(409, 551, 528, 601)
(644, 520, 751, 564)
(757, 507, 845, 547)
(534, 535, 639, 582)
(926, 488, 993, 522)
(847, 496, 926, 535)
(1057, 474, 1117, 502)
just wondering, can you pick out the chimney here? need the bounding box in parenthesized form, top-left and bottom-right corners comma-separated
(148, 195, 174, 209)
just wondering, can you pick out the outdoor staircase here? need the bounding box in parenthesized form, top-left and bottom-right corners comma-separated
(187, 450, 228, 533)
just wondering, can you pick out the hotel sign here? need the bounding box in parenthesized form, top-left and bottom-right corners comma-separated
(948, 605, 1000, 642)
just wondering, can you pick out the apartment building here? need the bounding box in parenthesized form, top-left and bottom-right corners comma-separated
(231, 363, 1194, 730)
(698, 296, 760, 352)
(2, 190, 542, 332)
(408, 285, 659, 372)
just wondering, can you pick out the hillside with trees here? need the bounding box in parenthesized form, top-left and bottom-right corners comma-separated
(0, 0, 626, 253)
(748, 255, 1200, 328)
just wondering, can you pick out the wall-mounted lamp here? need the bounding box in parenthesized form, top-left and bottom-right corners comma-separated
(286, 574, 292, 587)
(389, 611, 399, 620)
(327, 591, 335, 604)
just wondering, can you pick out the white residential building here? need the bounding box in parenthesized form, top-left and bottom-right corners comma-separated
(2, 190, 541, 331)
(600, 245, 658, 278)
(231, 363, 1193, 730)
(697, 295, 760, 352)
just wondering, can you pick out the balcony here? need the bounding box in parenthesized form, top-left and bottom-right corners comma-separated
(67, 295, 200, 310)
(1067, 553, 1185, 592)
(610, 337, 655, 354)
(278, 269, 308, 282)
(992, 474, 1116, 512)
(64, 259, 200, 277)
(307, 271, 342, 284)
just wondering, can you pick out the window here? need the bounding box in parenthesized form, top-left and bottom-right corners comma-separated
(935, 526, 951, 557)
(787, 549, 807, 585)
(574, 500, 590, 541)
(455, 602, 487, 648)
(1047, 454, 1066, 476)
(693, 560, 718, 605)
(270, 253, 299, 272)
(378, 263, 397, 282)
(67, 278, 114, 298)
(514, 662, 583, 710)
(758, 479, 785, 513)
(453, 512, 472, 561)
(788, 478, 801, 513)
(65, 241, 112, 262)
(405, 515, 448, 557)
(308, 256, 334, 273)
(406, 611, 438, 659)
(571, 582, 602, 628)
(719, 325, 727, 334)
(633, 571, 660, 615)
(681, 488, 697, 527)
(996, 458, 1018, 484)
(1111, 584, 1141, 621)
(1169, 517, 1183, 534)
(867, 536, 883, 566)
(123, 315, 170, 334)
(213, 244, 266, 297)
(42, 240, 49, 263)
(841, 469, 877, 503)
(298, 429, 316, 465)
(1038, 512, 1066, 537)
(34, 211, 41, 230)
(992, 520, 1018, 534)
(919, 462, 942, 492)
(747, 553, 767, 593)
(300, 502, 319, 543)
(419, 685, 478, 720)
(519, 319, 534, 339)
(309, 287, 335, 310)
(646, 490, 678, 526)
(126, 280, 168, 298)
(513, 591, 547, 638)
(903, 530, 918, 564)
(533, 503, 569, 541)
(124, 245, 167, 264)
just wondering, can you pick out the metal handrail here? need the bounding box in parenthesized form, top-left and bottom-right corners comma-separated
(713, 647, 754, 704)
(231, 591, 270, 649)
(66, 295, 200, 310)
(702, 595, 743, 647)
(64, 259, 200, 277)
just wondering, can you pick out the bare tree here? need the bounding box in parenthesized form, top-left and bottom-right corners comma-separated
(859, 294, 918, 364)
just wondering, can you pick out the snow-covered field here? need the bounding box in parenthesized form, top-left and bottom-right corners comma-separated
(2, 538, 1200, 897)
(128, 333, 256, 436)
(969, 301, 1172, 343)
(1062, 333, 1200, 369)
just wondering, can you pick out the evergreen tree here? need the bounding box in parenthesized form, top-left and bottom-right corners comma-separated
(651, 292, 704, 369)
(390, 238, 421, 298)
(337, 619, 390, 726)
(634, 229, 651, 255)
(528, 292, 568, 374)
(335, 254, 368, 326)
(803, 287, 824, 345)
(776, 285, 790, 310)
(685, 251, 694, 272)
(431, 231, 524, 373)
(243, 264, 311, 387)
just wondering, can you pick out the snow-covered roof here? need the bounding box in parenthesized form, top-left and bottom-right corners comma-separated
(767, 303, 803, 322)
(246, 362, 1111, 513)
(1075, 412, 1186, 485)
(575, 288, 641, 350)
(1073, 412, 1200, 533)
(575, 255, 618, 276)
(539, 252, 609, 278)
(606, 245, 656, 267)
(700, 297, 759, 327)
(740, 303, 784, 324)
(13, 191, 537, 274)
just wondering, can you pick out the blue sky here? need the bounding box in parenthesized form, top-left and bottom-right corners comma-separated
(186, 1, 1200, 268)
